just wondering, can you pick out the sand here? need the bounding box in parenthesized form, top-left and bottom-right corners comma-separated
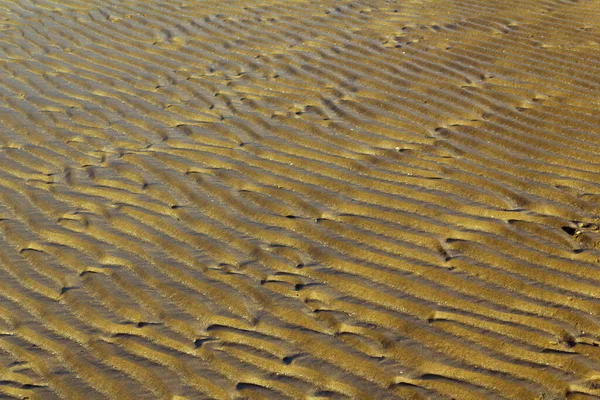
(0, 0, 599, 399)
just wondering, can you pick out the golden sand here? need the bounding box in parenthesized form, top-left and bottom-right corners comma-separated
(0, 0, 600, 398)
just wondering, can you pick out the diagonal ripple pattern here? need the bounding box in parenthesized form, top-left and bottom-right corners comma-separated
(0, 0, 600, 399)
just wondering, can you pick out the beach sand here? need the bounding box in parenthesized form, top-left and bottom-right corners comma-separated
(0, 0, 600, 398)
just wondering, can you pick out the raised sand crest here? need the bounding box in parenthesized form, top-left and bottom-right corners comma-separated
(1, 0, 600, 399)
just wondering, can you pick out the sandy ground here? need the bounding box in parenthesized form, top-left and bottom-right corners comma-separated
(0, 0, 600, 399)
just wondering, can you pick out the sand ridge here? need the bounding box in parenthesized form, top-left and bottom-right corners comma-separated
(0, 0, 600, 398)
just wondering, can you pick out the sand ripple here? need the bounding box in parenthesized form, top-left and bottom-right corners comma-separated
(0, 0, 600, 398)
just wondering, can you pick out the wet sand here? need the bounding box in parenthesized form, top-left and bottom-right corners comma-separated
(0, 0, 600, 399)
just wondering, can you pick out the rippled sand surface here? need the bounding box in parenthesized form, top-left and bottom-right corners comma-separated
(1, 0, 600, 399)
